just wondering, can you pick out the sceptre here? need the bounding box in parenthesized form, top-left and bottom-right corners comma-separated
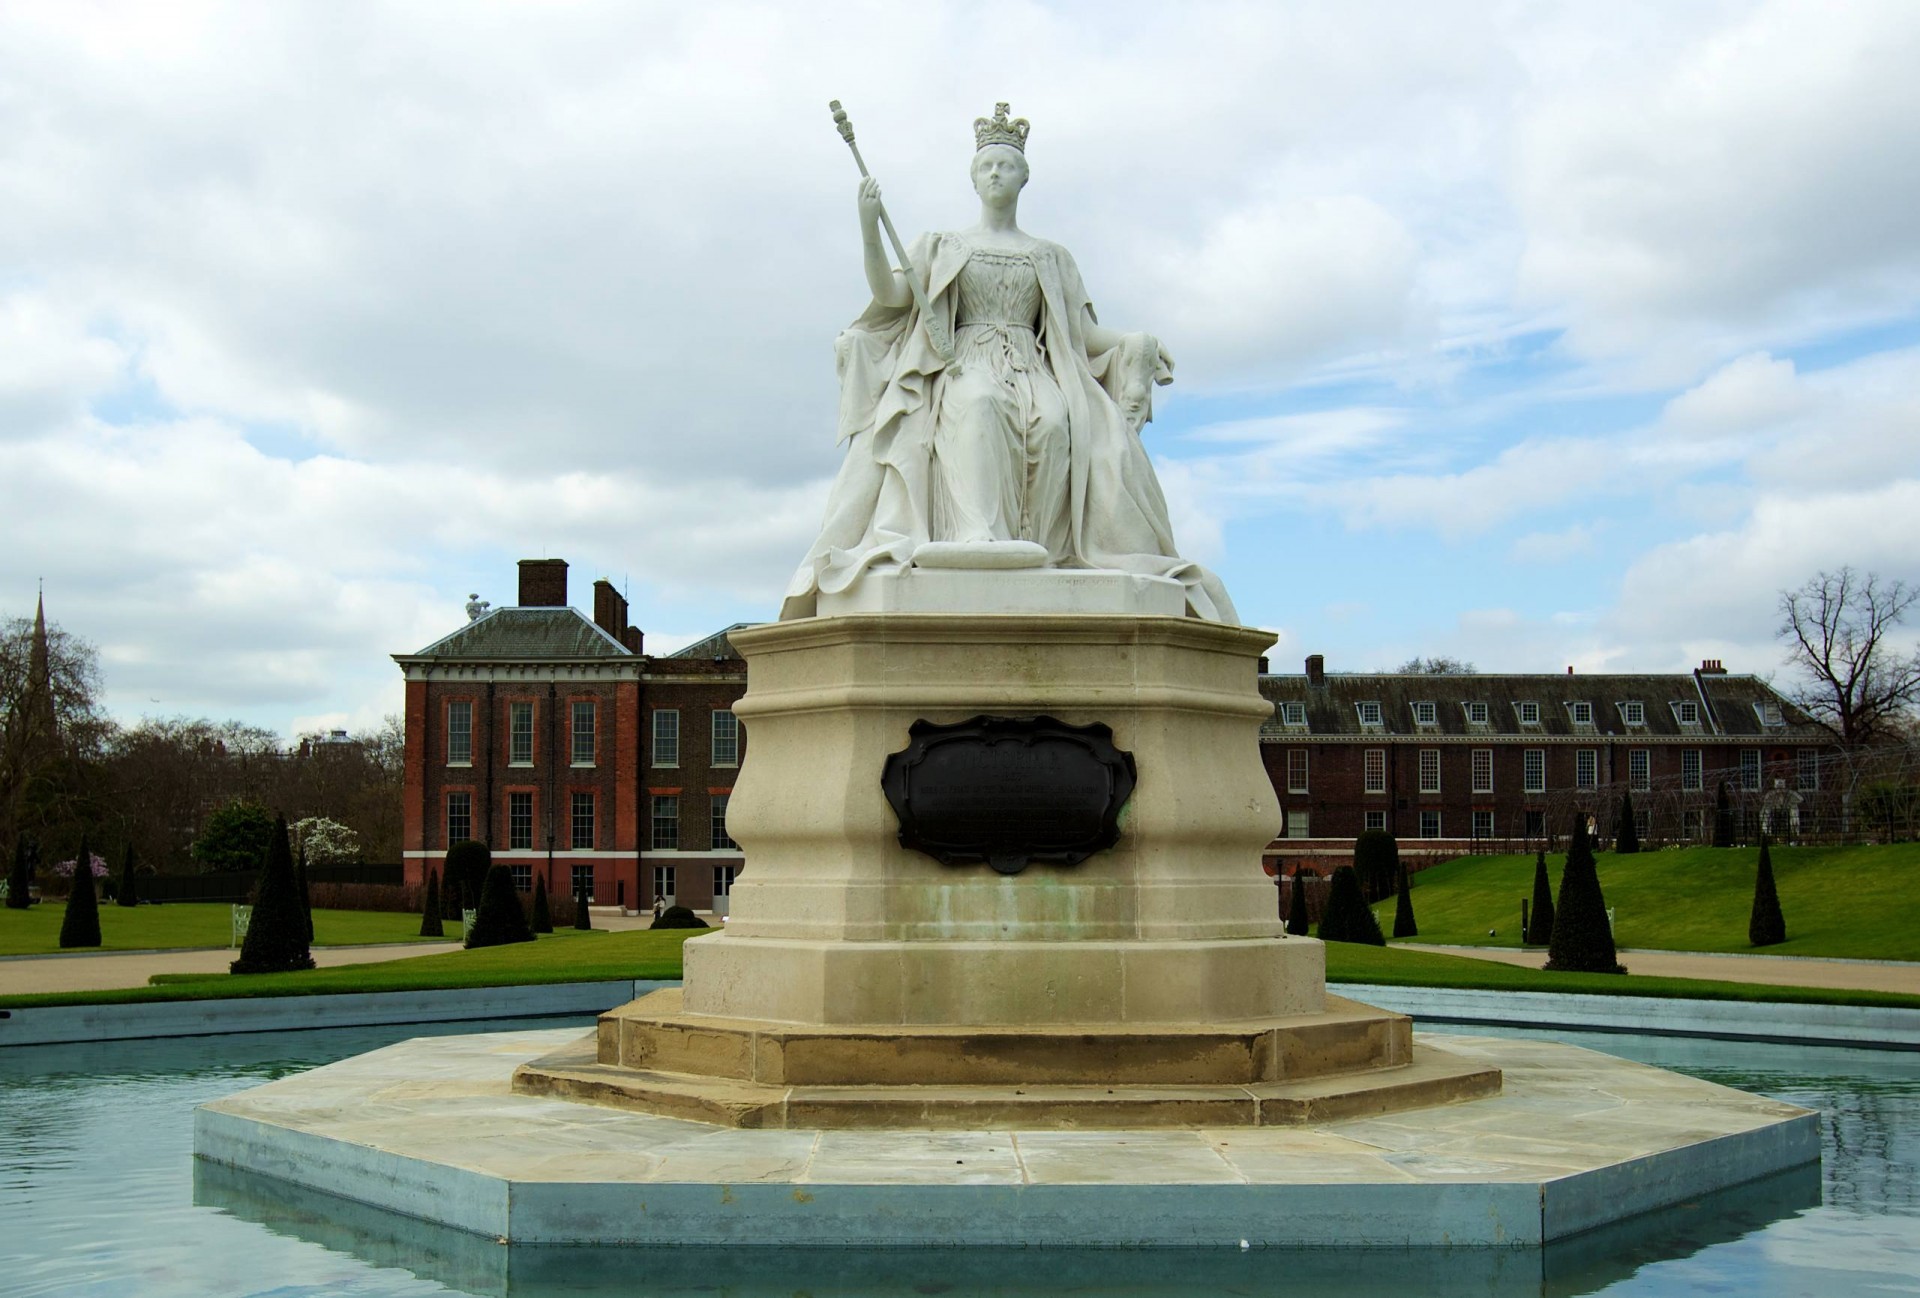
(828, 100, 958, 369)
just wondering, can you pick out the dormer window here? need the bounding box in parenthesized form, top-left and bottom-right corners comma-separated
(1568, 701, 1594, 726)
(1754, 702, 1784, 728)
(1619, 701, 1645, 727)
(1463, 701, 1489, 726)
(1673, 700, 1701, 727)
(1515, 701, 1541, 725)
(1279, 702, 1307, 728)
(1356, 701, 1383, 727)
(1411, 701, 1437, 726)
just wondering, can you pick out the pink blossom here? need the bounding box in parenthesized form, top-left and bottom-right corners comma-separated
(52, 853, 110, 878)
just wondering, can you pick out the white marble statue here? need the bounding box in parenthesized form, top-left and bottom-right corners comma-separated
(779, 103, 1237, 624)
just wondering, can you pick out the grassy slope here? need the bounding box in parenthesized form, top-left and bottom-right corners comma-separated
(1372, 842, 1920, 961)
(0, 902, 446, 957)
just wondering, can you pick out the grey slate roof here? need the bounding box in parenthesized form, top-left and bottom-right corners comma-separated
(664, 623, 756, 662)
(1258, 672, 1823, 741)
(401, 607, 633, 660)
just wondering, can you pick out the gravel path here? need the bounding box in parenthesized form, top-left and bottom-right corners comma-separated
(1398, 943, 1920, 995)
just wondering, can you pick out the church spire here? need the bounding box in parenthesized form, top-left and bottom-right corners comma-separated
(26, 585, 56, 747)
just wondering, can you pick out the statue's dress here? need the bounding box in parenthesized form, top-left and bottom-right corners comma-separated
(781, 232, 1237, 624)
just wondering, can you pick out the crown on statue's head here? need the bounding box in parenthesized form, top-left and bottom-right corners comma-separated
(973, 102, 1030, 154)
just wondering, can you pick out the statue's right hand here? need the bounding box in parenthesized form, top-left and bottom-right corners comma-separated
(857, 176, 884, 225)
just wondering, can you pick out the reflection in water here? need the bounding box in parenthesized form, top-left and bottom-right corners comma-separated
(0, 1021, 1913, 1298)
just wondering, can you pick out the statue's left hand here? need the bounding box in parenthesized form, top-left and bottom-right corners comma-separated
(1154, 339, 1175, 384)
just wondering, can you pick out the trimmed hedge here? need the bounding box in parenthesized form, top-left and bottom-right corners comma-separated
(1353, 829, 1400, 902)
(531, 875, 553, 933)
(1391, 862, 1418, 939)
(1544, 817, 1624, 974)
(650, 904, 706, 930)
(1523, 850, 1555, 946)
(419, 868, 444, 938)
(230, 815, 315, 974)
(465, 860, 535, 950)
(1317, 866, 1385, 946)
(58, 830, 102, 948)
(1749, 836, 1786, 947)
(1285, 869, 1312, 936)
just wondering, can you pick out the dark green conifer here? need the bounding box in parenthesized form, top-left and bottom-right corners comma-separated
(1391, 862, 1418, 938)
(1544, 817, 1624, 974)
(1713, 782, 1735, 848)
(531, 874, 553, 933)
(8, 835, 37, 909)
(1316, 865, 1385, 946)
(573, 867, 593, 930)
(58, 832, 102, 948)
(116, 842, 139, 907)
(419, 867, 444, 938)
(1523, 850, 1555, 946)
(1748, 835, 1786, 947)
(296, 845, 314, 943)
(1616, 791, 1640, 854)
(444, 840, 490, 915)
(230, 815, 316, 974)
(465, 861, 535, 949)
(1352, 829, 1400, 902)
(1285, 868, 1311, 936)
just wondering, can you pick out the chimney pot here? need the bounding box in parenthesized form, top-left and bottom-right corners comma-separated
(1305, 654, 1325, 686)
(592, 579, 628, 638)
(517, 559, 569, 608)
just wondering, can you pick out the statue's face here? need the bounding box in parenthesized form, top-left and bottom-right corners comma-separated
(971, 145, 1029, 202)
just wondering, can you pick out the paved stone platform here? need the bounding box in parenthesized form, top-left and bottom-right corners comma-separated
(194, 1027, 1818, 1248)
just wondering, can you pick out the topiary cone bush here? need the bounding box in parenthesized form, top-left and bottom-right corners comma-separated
(1352, 829, 1400, 903)
(1748, 835, 1787, 947)
(650, 904, 706, 930)
(296, 846, 314, 943)
(465, 862, 535, 949)
(1391, 862, 1418, 939)
(230, 815, 315, 974)
(116, 842, 139, 907)
(1545, 816, 1624, 974)
(6, 836, 32, 909)
(573, 868, 593, 931)
(444, 840, 490, 917)
(1616, 791, 1640, 854)
(1285, 868, 1311, 936)
(419, 867, 444, 938)
(58, 830, 103, 948)
(531, 874, 553, 933)
(1713, 782, 1735, 848)
(1316, 865, 1385, 946)
(1523, 850, 1555, 946)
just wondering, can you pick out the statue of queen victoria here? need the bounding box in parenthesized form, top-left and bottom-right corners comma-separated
(780, 104, 1238, 625)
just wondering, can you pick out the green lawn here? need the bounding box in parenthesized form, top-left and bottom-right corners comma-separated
(0, 927, 708, 1009)
(1371, 842, 1920, 962)
(0, 902, 444, 957)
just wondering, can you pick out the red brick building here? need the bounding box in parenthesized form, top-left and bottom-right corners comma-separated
(395, 559, 747, 913)
(1258, 654, 1835, 872)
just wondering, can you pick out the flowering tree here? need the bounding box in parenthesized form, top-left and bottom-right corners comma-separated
(53, 852, 109, 878)
(290, 816, 361, 866)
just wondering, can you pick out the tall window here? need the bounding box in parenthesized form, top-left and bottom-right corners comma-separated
(1523, 749, 1545, 794)
(571, 792, 595, 850)
(1285, 808, 1309, 838)
(1524, 809, 1545, 838)
(510, 864, 532, 893)
(571, 701, 596, 766)
(652, 864, 676, 904)
(1471, 810, 1493, 839)
(1741, 749, 1761, 791)
(1364, 810, 1387, 832)
(653, 710, 680, 767)
(713, 864, 739, 898)
(1629, 749, 1650, 792)
(711, 792, 737, 849)
(1682, 749, 1703, 791)
(1418, 749, 1440, 794)
(652, 794, 679, 850)
(509, 702, 534, 765)
(571, 863, 594, 903)
(1471, 749, 1492, 794)
(446, 791, 471, 845)
(446, 701, 473, 766)
(1286, 749, 1309, 794)
(1797, 749, 1819, 792)
(1576, 749, 1598, 789)
(1419, 810, 1441, 839)
(710, 710, 739, 767)
(1364, 748, 1386, 794)
(508, 791, 533, 850)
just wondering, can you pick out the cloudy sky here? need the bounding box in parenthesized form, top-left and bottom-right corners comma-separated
(4, 0, 1918, 738)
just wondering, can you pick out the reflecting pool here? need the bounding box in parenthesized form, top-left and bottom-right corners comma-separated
(0, 1019, 1913, 1297)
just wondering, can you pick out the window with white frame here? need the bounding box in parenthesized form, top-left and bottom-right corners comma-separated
(571, 701, 596, 766)
(446, 791, 471, 845)
(1411, 701, 1436, 726)
(1284, 808, 1309, 839)
(1515, 701, 1541, 725)
(446, 701, 473, 766)
(1620, 701, 1645, 726)
(571, 863, 594, 903)
(1471, 810, 1493, 839)
(1286, 749, 1309, 794)
(1463, 701, 1489, 726)
(1741, 749, 1761, 791)
(1682, 749, 1703, 791)
(713, 864, 739, 898)
(1797, 749, 1819, 792)
(1363, 810, 1387, 832)
(651, 864, 676, 905)
(651, 794, 679, 850)
(652, 709, 680, 767)
(1525, 809, 1545, 838)
(1568, 701, 1594, 726)
(570, 792, 595, 850)
(1674, 700, 1701, 726)
(509, 702, 534, 765)
(712, 709, 739, 767)
(508, 791, 533, 850)
(1754, 702, 1784, 728)
(1418, 748, 1441, 793)
(1279, 702, 1307, 728)
(711, 792, 738, 849)
(1419, 810, 1441, 839)
(1356, 701, 1383, 727)
(1364, 748, 1386, 793)
(1576, 749, 1598, 789)
(1523, 749, 1545, 794)
(510, 864, 531, 893)
(1471, 748, 1492, 794)
(1629, 748, 1650, 792)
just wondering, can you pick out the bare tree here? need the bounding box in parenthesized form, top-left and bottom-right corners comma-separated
(1394, 655, 1478, 674)
(0, 613, 109, 859)
(1777, 567, 1920, 746)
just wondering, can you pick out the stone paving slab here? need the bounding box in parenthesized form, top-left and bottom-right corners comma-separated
(194, 1026, 1818, 1248)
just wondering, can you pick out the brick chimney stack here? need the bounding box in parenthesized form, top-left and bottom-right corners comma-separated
(1699, 658, 1727, 674)
(592, 579, 627, 638)
(1305, 653, 1325, 686)
(517, 558, 569, 608)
